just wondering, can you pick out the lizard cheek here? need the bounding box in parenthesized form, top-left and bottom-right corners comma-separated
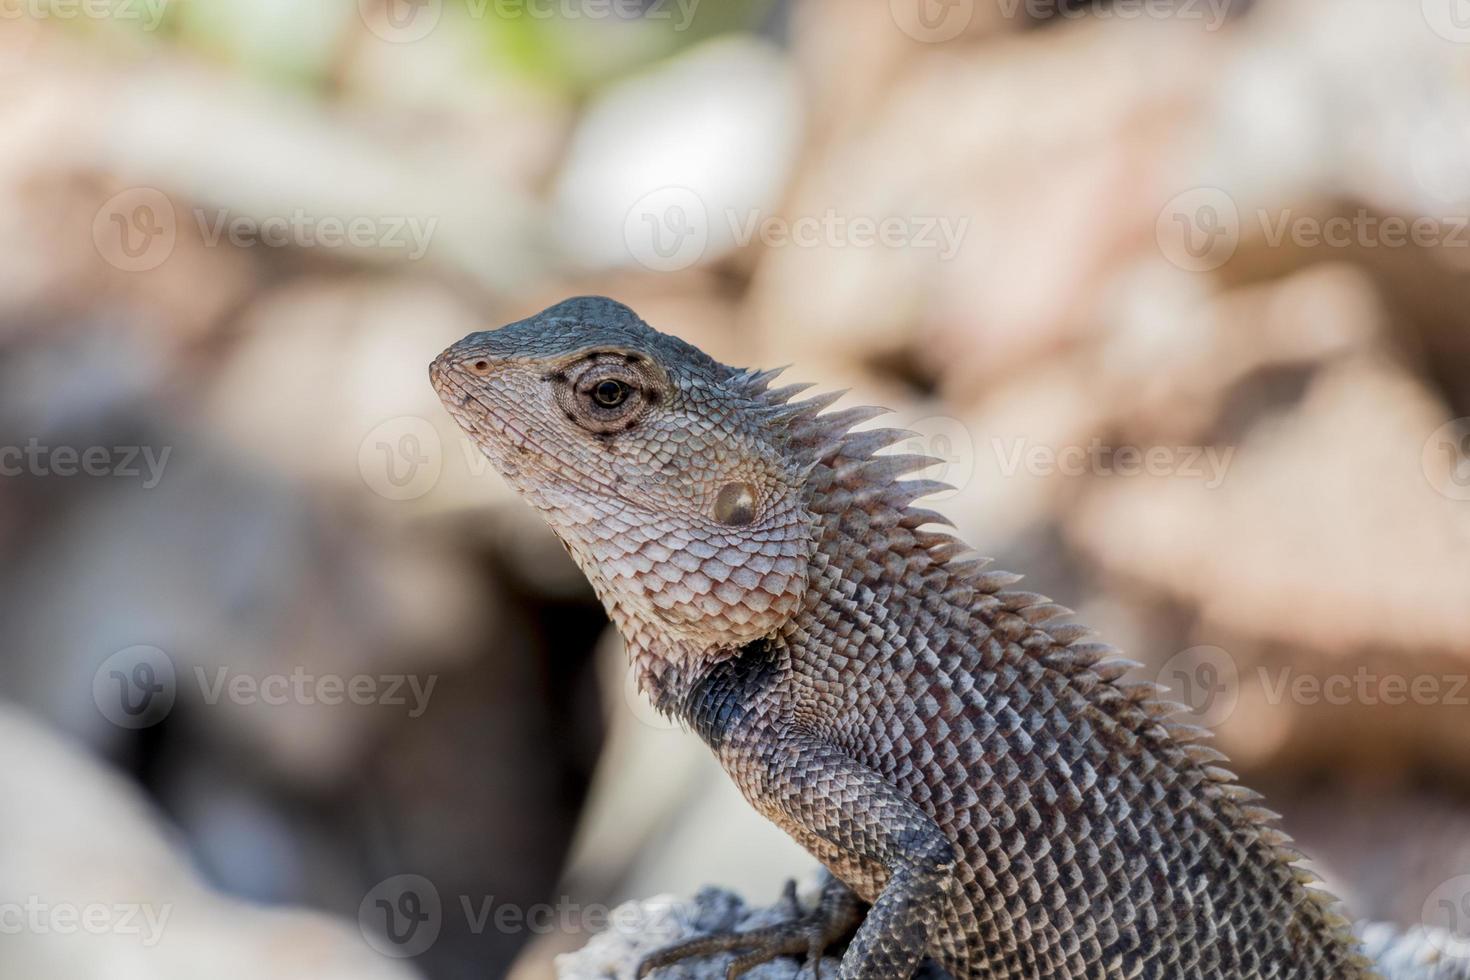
(712, 482, 758, 527)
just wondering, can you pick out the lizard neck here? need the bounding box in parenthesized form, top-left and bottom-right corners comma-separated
(612, 596, 743, 714)
(628, 637, 700, 714)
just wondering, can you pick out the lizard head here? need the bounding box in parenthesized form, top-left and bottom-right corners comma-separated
(430, 296, 815, 658)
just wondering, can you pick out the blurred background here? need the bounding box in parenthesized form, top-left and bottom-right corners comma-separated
(3, 0, 1470, 976)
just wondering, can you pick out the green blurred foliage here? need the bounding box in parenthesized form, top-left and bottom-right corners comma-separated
(51, 0, 778, 95)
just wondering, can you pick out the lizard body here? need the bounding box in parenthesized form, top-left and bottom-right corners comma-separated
(431, 297, 1467, 980)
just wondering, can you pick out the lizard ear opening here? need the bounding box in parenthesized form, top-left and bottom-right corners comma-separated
(712, 482, 758, 526)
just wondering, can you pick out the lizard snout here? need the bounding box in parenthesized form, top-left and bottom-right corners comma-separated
(429, 341, 503, 390)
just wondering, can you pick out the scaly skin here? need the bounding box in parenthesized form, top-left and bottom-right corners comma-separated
(430, 297, 1466, 980)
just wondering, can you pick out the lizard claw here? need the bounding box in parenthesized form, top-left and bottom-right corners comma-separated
(635, 876, 862, 980)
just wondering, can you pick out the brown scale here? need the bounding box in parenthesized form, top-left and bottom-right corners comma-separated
(431, 297, 1465, 980)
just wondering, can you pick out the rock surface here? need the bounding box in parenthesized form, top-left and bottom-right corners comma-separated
(555, 880, 956, 980)
(0, 705, 420, 980)
(554, 883, 838, 980)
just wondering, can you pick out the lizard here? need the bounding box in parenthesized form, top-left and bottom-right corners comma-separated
(429, 295, 1470, 980)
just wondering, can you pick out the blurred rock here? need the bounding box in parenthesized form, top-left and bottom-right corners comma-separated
(203, 276, 512, 515)
(4, 4, 1470, 979)
(751, 16, 1222, 394)
(0, 57, 256, 345)
(0, 703, 421, 980)
(1072, 355, 1470, 656)
(1358, 923, 1470, 980)
(1277, 790, 1470, 930)
(552, 35, 802, 273)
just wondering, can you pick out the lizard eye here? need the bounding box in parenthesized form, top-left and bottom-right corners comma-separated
(555, 356, 656, 435)
(592, 379, 630, 408)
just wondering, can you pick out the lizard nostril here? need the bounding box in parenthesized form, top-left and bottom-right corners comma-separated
(468, 359, 492, 376)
